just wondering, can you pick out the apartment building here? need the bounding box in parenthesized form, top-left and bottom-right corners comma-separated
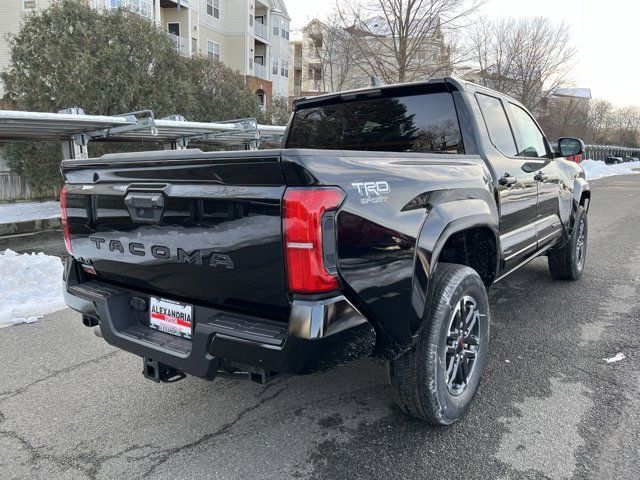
(0, 0, 291, 109)
(289, 17, 451, 102)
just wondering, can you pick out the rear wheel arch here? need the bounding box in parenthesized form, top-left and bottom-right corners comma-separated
(410, 198, 499, 336)
(435, 225, 499, 286)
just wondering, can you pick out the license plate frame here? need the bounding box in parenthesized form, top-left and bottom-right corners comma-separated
(149, 297, 193, 340)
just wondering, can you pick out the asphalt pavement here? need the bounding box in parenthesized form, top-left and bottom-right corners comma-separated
(0, 174, 639, 480)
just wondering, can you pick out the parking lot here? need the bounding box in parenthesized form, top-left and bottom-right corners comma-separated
(0, 174, 638, 480)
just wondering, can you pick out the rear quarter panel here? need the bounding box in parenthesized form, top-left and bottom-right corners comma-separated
(281, 149, 497, 353)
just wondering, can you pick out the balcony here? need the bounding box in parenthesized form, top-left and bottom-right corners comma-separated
(253, 62, 268, 80)
(254, 21, 269, 41)
(160, 0, 190, 8)
(98, 0, 154, 19)
(294, 57, 302, 69)
(167, 33, 189, 57)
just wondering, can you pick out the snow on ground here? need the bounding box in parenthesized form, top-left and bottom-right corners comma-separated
(0, 200, 60, 224)
(581, 160, 640, 180)
(0, 249, 66, 328)
(604, 352, 626, 364)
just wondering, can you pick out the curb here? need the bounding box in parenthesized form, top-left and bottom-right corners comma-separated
(0, 217, 61, 237)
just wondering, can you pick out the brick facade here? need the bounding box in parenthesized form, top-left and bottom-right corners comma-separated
(246, 76, 273, 110)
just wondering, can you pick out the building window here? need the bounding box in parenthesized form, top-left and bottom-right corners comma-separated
(256, 89, 266, 112)
(249, 15, 254, 27)
(281, 59, 289, 78)
(281, 21, 290, 40)
(23, 0, 37, 8)
(272, 17, 280, 37)
(207, 40, 220, 62)
(207, 0, 220, 19)
(168, 22, 180, 37)
(272, 57, 279, 75)
(108, 0, 122, 8)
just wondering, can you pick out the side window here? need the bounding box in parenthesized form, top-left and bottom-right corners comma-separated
(509, 104, 548, 158)
(476, 93, 518, 157)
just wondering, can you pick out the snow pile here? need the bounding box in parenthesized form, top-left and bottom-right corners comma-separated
(0, 201, 60, 224)
(580, 160, 640, 180)
(0, 249, 66, 328)
(604, 352, 626, 364)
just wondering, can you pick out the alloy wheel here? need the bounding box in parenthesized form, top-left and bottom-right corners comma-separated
(444, 296, 483, 396)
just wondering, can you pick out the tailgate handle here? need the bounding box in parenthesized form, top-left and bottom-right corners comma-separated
(124, 192, 165, 223)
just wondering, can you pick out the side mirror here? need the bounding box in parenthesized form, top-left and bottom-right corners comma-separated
(558, 137, 584, 158)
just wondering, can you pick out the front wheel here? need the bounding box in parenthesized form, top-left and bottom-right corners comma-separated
(388, 263, 490, 425)
(548, 206, 588, 280)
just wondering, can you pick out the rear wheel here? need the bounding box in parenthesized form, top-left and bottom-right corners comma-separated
(388, 263, 490, 425)
(548, 206, 588, 280)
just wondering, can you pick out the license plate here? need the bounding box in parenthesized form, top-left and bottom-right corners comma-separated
(149, 297, 193, 340)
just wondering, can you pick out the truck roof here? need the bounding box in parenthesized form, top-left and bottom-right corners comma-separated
(293, 76, 523, 110)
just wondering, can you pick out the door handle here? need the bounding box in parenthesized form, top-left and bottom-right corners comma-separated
(498, 174, 517, 186)
(534, 172, 549, 182)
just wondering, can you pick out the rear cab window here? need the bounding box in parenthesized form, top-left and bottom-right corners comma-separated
(286, 90, 464, 154)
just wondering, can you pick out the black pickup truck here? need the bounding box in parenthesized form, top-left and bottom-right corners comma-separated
(61, 78, 590, 424)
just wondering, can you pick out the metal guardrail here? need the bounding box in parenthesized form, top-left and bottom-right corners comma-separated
(584, 144, 640, 161)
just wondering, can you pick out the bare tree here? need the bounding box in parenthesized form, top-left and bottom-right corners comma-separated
(307, 16, 358, 92)
(336, 0, 483, 84)
(466, 17, 577, 113)
(584, 99, 614, 144)
(580, 100, 640, 147)
(466, 18, 520, 95)
(610, 106, 640, 146)
(538, 95, 589, 141)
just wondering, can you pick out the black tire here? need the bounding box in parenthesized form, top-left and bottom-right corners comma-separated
(388, 263, 490, 425)
(548, 206, 588, 281)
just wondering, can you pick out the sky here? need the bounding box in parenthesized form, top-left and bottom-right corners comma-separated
(286, 0, 640, 107)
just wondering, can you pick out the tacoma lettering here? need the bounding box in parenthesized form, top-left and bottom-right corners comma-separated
(87, 236, 233, 269)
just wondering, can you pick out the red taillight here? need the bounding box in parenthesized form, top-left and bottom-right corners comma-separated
(283, 187, 345, 294)
(60, 185, 72, 254)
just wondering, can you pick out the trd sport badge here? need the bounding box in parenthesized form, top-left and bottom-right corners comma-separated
(351, 181, 390, 205)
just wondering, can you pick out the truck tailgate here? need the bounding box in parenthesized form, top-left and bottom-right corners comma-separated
(62, 150, 290, 321)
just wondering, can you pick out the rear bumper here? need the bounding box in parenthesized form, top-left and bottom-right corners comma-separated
(63, 259, 375, 378)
